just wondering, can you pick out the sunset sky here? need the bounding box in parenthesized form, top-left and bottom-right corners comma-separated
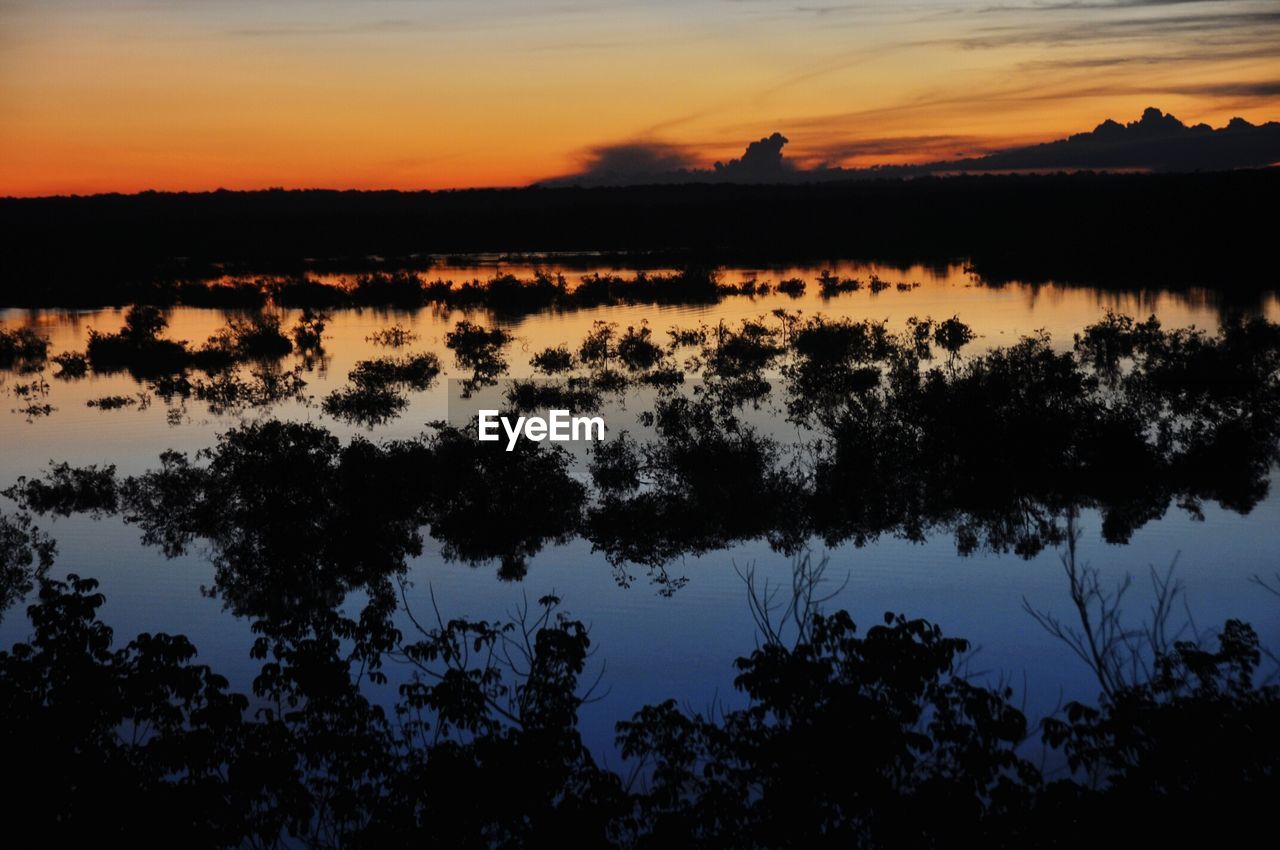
(2, 0, 1277, 196)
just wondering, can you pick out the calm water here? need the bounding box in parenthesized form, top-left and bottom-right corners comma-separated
(3, 258, 1279, 759)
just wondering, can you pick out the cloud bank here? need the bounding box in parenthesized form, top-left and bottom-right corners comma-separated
(540, 108, 1280, 186)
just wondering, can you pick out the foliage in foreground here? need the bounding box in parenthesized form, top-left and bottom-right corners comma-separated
(0, 564, 1275, 848)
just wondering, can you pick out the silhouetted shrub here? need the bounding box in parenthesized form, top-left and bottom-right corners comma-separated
(531, 345, 575, 374)
(321, 353, 440, 426)
(214, 312, 293, 358)
(353, 271, 427, 307)
(86, 394, 140, 410)
(85, 306, 190, 376)
(50, 351, 88, 379)
(777, 276, 807, 297)
(934, 315, 976, 359)
(348, 353, 441, 392)
(367, 324, 418, 347)
(292, 307, 328, 352)
(445, 320, 511, 392)
(616, 323, 663, 371)
(322, 384, 410, 427)
(0, 327, 48, 372)
(818, 269, 862, 296)
(3, 462, 119, 517)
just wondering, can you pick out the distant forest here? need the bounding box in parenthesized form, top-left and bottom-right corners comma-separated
(1, 170, 1276, 305)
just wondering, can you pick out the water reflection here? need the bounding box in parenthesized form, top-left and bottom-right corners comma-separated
(7, 313, 1280, 594)
(1, 544, 1273, 846)
(2, 289, 1280, 843)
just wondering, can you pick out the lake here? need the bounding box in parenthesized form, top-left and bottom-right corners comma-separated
(3, 257, 1279, 766)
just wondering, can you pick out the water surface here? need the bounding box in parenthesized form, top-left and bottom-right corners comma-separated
(3, 258, 1278, 759)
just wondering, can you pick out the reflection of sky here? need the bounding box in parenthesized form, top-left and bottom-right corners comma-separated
(3, 1, 1277, 193)
(13, 502, 1279, 770)
(3, 265, 1280, 763)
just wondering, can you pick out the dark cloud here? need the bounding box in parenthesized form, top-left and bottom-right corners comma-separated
(933, 107, 1280, 172)
(713, 132, 795, 179)
(1180, 81, 1280, 98)
(772, 72, 1280, 140)
(792, 135, 997, 166)
(540, 107, 1280, 187)
(541, 134, 797, 187)
(544, 142, 700, 186)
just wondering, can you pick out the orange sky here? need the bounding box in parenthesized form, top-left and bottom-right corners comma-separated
(2, 1, 1278, 196)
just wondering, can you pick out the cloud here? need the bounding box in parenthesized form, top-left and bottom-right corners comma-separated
(794, 135, 997, 164)
(1179, 81, 1280, 98)
(542, 134, 796, 187)
(761, 72, 1280, 144)
(227, 19, 416, 38)
(978, 0, 1245, 12)
(1017, 44, 1280, 70)
(551, 141, 701, 185)
(540, 107, 1280, 186)
(547, 133, 807, 186)
(936, 10, 1280, 50)
(713, 132, 795, 179)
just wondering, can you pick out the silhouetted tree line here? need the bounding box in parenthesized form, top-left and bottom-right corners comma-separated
(0, 268, 767, 313)
(2, 171, 1277, 306)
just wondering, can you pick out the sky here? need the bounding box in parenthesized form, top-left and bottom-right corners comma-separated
(1, 0, 1277, 196)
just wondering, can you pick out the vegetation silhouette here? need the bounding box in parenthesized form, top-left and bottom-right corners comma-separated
(291, 307, 328, 354)
(322, 352, 441, 427)
(7, 374, 56, 420)
(505, 378, 605, 417)
(149, 364, 310, 416)
(445, 319, 513, 396)
(366, 324, 418, 348)
(0, 546, 1274, 846)
(86, 393, 149, 411)
(0, 510, 55, 621)
(3, 172, 1277, 308)
(50, 350, 88, 379)
(531, 344, 576, 374)
(83, 305, 296, 379)
(7, 312, 1280, 586)
(0, 327, 49, 372)
(550, 111, 1280, 187)
(85, 305, 201, 377)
